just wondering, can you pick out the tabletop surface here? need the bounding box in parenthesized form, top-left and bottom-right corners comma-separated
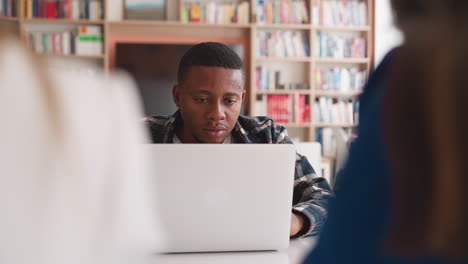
(154, 237, 317, 264)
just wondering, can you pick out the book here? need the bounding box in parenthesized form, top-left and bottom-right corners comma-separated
(255, 94, 309, 124)
(314, 97, 358, 125)
(314, 0, 368, 26)
(125, 0, 165, 20)
(181, 1, 250, 24)
(25, 24, 103, 56)
(257, 30, 309, 58)
(24, 0, 102, 19)
(256, 66, 308, 91)
(255, 0, 308, 24)
(1, 0, 14, 17)
(316, 32, 366, 58)
(315, 67, 367, 91)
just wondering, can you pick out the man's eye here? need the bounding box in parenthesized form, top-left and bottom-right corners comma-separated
(195, 98, 208, 103)
(225, 99, 237, 104)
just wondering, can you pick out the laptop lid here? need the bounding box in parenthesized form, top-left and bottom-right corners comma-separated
(144, 144, 296, 253)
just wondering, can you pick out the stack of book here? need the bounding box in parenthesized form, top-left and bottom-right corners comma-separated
(313, 97, 358, 125)
(256, 66, 308, 91)
(315, 32, 366, 58)
(257, 30, 309, 58)
(256, 94, 310, 124)
(23, 0, 103, 20)
(0, 0, 15, 16)
(255, 0, 309, 24)
(312, 0, 368, 26)
(315, 127, 352, 158)
(180, 1, 250, 24)
(25, 25, 103, 56)
(315, 67, 367, 91)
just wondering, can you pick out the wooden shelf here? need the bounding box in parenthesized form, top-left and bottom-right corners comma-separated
(254, 23, 311, 30)
(108, 20, 250, 28)
(22, 18, 105, 24)
(283, 123, 312, 128)
(322, 156, 336, 163)
(256, 57, 311, 62)
(314, 25, 371, 31)
(314, 91, 362, 97)
(0, 16, 19, 21)
(40, 54, 105, 59)
(315, 58, 370, 64)
(314, 123, 357, 128)
(256, 90, 310, 95)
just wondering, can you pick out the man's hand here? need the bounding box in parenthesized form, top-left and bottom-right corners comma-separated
(290, 212, 306, 237)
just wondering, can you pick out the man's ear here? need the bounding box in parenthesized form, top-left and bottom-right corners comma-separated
(173, 84, 180, 108)
(241, 89, 246, 101)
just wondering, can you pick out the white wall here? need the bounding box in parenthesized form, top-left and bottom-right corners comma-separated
(374, 0, 403, 66)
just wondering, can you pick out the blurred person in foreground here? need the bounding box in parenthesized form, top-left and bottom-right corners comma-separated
(0, 31, 162, 264)
(304, 0, 468, 263)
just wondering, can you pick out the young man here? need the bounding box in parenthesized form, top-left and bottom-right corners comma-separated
(145, 42, 333, 237)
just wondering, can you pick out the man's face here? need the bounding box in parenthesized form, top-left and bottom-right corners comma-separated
(173, 66, 245, 143)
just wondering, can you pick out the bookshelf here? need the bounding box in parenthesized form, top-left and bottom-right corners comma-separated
(21, 18, 105, 24)
(0, 16, 19, 21)
(42, 53, 105, 59)
(0, 0, 374, 142)
(256, 56, 311, 62)
(251, 0, 373, 141)
(315, 90, 362, 97)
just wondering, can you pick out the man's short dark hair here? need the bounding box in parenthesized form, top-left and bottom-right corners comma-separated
(177, 42, 245, 84)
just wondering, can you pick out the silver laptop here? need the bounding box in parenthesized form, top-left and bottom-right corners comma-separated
(144, 144, 296, 253)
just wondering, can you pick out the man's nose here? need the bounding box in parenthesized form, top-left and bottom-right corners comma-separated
(206, 102, 226, 121)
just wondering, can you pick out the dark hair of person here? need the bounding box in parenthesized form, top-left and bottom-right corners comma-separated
(384, 0, 468, 260)
(177, 42, 245, 84)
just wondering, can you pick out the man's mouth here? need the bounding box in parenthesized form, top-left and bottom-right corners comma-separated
(203, 127, 227, 138)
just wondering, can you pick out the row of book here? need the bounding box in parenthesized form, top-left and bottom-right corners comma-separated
(256, 94, 310, 124)
(255, 66, 308, 91)
(0, 0, 15, 16)
(25, 25, 103, 56)
(312, 0, 368, 26)
(180, 1, 250, 24)
(255, 0, 309, 24)
(315, 67, 367, 91)
(257, 30, 309, 58)
(315, 127, 352, 158)
(315, 32, 366, 58)
(23, 0, 103, 20)
(313, 97, 358, 125)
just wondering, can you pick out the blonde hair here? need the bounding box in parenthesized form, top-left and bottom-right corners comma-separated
(0, 30, 63, 138)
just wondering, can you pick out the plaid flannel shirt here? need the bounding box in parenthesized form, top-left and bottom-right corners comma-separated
(145, 111, 334, 237)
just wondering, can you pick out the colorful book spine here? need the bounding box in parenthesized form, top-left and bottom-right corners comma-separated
(255, 0, 309, 24)
(314, 97, 358, 125)
(24, 24, 103, 56)
(0, 0, 16, 17)
(257, 30, 309, 58)
(181, 1, 250, 24)
(316, 32, 366, 58)
(256, 94, 310, 124)
(256, 66, 308, 91)
(315, 67, 367, 91)
(312, 0, 368, 26)
(24, 0, 101, 19)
